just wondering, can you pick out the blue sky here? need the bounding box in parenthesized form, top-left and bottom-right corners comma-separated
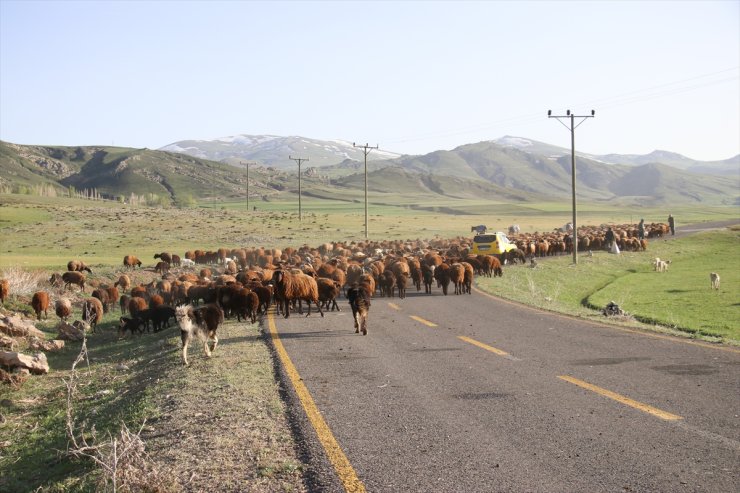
(1, 0, 738, 161)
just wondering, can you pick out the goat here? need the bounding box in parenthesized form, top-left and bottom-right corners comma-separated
(710, 272, 720, 290)
(175, 304, 224, 366)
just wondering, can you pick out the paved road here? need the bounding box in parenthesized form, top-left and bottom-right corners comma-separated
(268, 219, 740, 492)
(270, 286, 740, 492)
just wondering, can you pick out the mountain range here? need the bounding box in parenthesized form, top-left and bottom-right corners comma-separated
(1, 134, 737, 207)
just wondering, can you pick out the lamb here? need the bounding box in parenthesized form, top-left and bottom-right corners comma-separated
(55, 298, 72, 321)
(31, 291, 50, 320)
(67, 260, 93, 273)
(461, 261, 474, 294)
(421, 263, 435, 294)
(150, 305, 177, 331)
(82, 297, 104, 332)
(62, 271, 86, 292)
(175, 304, 224, 366)
(180, 258, 196, 268)
(347, 283, 372, 335)
(655, 259, 671, 273)
(0, 279, 8, 305)
(170, 254, 181, 267)
(123, 255, 142, 269)
(271, 269, 324, 319)
(105, 285, 120, 310)
(49, 272, 64, 288)
(710, 272, 720, 290)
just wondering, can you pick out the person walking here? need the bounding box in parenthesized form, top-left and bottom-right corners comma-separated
(668, 214, 675, 235)
(605, 227, 615, 250)
(638, 219, 645, 240)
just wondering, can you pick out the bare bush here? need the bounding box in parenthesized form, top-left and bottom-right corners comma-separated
(64, 337, 178, 492)
(1, 267, 47, 297)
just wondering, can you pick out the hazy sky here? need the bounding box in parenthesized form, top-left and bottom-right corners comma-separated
(1, 0, 738, 161)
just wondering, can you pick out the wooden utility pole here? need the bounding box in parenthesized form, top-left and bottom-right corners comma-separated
(547, 109, 595, 265)
(353, 142, 378, 239)
(289, 156, 309, 221)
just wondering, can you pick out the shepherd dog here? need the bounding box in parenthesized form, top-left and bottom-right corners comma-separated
(175, 304, 224, 366)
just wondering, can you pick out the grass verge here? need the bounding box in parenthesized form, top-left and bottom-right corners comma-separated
(476, 228, 740, 344)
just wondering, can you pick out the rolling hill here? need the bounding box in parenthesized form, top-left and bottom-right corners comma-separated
(1, 138, 737, 207)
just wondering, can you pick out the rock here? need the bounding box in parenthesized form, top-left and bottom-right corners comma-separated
(57, 321, 85, 341)
(0, 335, 16, 350)
(29, 338, 65, 352)
(0, 315, 46, 339)
(0, 351, 49, 374)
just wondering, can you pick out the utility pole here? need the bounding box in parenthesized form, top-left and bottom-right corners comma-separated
(289, 155, 309, 221)
(241, 161, 255, 211)
(548, 109, 595, 265)
(353, 142, 378, 239)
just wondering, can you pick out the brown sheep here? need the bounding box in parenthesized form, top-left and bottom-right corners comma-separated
(105, 285, 120, 310)
(123, 255, 142, 269)
(82, 297, 104, 332)
(408, 258, 423, 292)
(128, 296, 148, 317)
(379, 270, 396, 298)
(55, 298, 72, 321)
(31, 291, 50, 320)
(119, 294, 131, 315)
(154, 252, 172, 265)
(130, 285, 148, 300)
(171, 254, 182, 267)
(449, 263, 466, 295)
(113, 274, 131, 292)
(234, 288, 260, 324)
(358, 273, 376, 297)
(49, 272, 64, 288)
(91, 288, 111, 313)
(249, 283, 273, 315)
(62, 271, 86, 292)
(433, 263, 452, 295)
(391, 261, 410, 299)
(271, 270, 324, 319)
(175, 304, 224, 366)
(461, 261, 475, 295)
(154, 261, 170, 275)
(421, 264, 435, 294)
(317, 277, 341, 311)
(148, 294, 165, 310)
(0, 279, 8, 305)
(67, 260, 93, 273)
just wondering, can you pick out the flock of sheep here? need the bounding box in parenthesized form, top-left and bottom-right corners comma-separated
(2, 219, 721, 366)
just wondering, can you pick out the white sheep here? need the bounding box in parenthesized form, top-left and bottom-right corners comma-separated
(710, 272, 720, 290)
(180, 258, 196, 268)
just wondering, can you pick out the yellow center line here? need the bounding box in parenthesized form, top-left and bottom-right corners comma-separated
(410, 315, 437, 327)
(458, 335, 511, 357)
(388, 302, 400, 310)
(268, 312, 366, 493)
(558, 375, 683, 421)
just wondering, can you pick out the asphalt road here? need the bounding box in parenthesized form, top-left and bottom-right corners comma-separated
(269, 220, 740, 493)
